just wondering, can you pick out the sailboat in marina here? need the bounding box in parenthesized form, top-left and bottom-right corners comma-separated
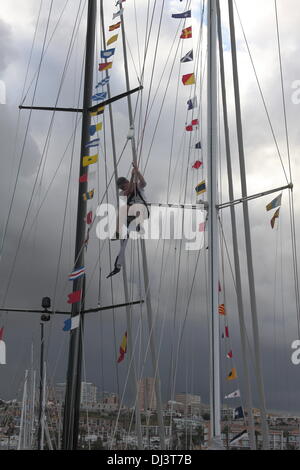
(0, 0, 299, 451)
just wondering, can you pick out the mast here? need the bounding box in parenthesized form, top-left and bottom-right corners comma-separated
(99, 0, 143, 450)
(119, 11, 166, 449)
(62, 0, 97, 450)
(228, 0, 270, 450)
(207, 0, 223, 449)
(216, 0, 256, 450)
(18, 370, 28, 450)
(41, 362, 46, 450)
(38, 321, 44, 450)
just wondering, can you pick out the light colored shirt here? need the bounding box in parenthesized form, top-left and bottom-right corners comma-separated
(120, 186, 147, 205)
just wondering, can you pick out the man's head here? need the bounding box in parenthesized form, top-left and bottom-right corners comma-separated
(117, 177, 129, 191)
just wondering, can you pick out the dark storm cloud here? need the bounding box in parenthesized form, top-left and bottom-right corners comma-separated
(0, 18, 16, 72)
(0, 0, 300, 419)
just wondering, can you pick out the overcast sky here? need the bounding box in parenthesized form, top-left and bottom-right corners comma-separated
(0, 0, 300, 417)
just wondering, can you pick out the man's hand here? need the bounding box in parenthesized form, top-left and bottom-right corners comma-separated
(132, 162, 139, 174)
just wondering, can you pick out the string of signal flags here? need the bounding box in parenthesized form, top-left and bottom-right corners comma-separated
(65, 2, 282, 330)
(64, 0, 126, 331)
(172, 8, 206, 200)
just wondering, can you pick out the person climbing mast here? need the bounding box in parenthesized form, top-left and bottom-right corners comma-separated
(107, 162, 149, 279)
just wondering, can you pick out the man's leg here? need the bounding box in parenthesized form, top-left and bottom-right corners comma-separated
(107, 216, 138, 278)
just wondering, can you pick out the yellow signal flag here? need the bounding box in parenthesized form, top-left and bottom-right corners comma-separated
(271, 208, 280, 229)
(90, 106, 105, 117)
(109, 22, 121, 32)
(218, 304, 226, 316)
(82, 154, 99, 168)
(117, 332, 128, 363)
(227, 368, 237, 381)
(182, 73, 196, 86)
(107, 34, 118, 46)
(89, 122, 103, 132)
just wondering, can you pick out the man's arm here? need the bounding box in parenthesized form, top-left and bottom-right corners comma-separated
(133, 162, 147, 189)
(123, 172, 135, 196)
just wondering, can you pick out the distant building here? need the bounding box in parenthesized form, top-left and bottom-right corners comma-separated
(81, 382, 97, 407)
(221, 405, 234, 421)
(55, 382, 97, 407)
(174, 394, 201, 416)
(138, 378, 157, 411)
(55, 383, 66, 404)
(103, 393, 119, 405)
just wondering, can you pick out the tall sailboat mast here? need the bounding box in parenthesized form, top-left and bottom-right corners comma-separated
(228, 0, 270, 449)
(120, 10, 166, 449)
(99, 0, 143, 450)
(216, 0, 256, 450)
(62, 0, 97, 450)
(207, 0, 223, 448)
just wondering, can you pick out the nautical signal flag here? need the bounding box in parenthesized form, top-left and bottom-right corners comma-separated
(181, 50, 193, 63)
(195, 180, 206, 195)
(101, 48, 115, 59)
(85, 211, 93, 225)
(117, 332, 128, 363)
(99, 62, 113, 72)
(69, 267, 86, 281)
(227, 351, 233, 359)
(230, 430, 248, 446)
(96, 77, 110, 88)
(83, 190, 95, 201)
(90, 106, 105, 117)
(182, 73, 196, 86)
(89, 123, 103, 136)
(271, 208, 280, 229)
(63, 315, 80, 332)
(107, 34, 118, 46)
(0, 328, 5, 365)
(83, 154, 98, 168)
(192, 161, 202, 170)
(187, 97, 197, 110)
(186, 119, 199, 131)
(222, 326, 230, 339)
(195, 142, 202, 149)
(172, 10, 191, 19)
(67, 290, 82, 305)
(92, 92, 107, 101)
(218, 304, 226, 316)
(234, 406, 244, 420)
(266, 193, 282, 212)
(180, 26, 192, 39)
(225, 390, 240, 399)
(79, 174, 88, 183)
(109, 22, 121, 31)
(227, 368, 237, 381)
(85, 138, 100, 149)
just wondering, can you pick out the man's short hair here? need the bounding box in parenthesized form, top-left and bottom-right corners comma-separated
(117, 177, 128, 188)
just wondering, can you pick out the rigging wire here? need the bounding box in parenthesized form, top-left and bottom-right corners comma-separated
(0, 1, 88, 312)
(21, 0, 71, 106)
(0, 0, 55, 265)
(274, 0, 300, 338)
(233, 0, 289, 185)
